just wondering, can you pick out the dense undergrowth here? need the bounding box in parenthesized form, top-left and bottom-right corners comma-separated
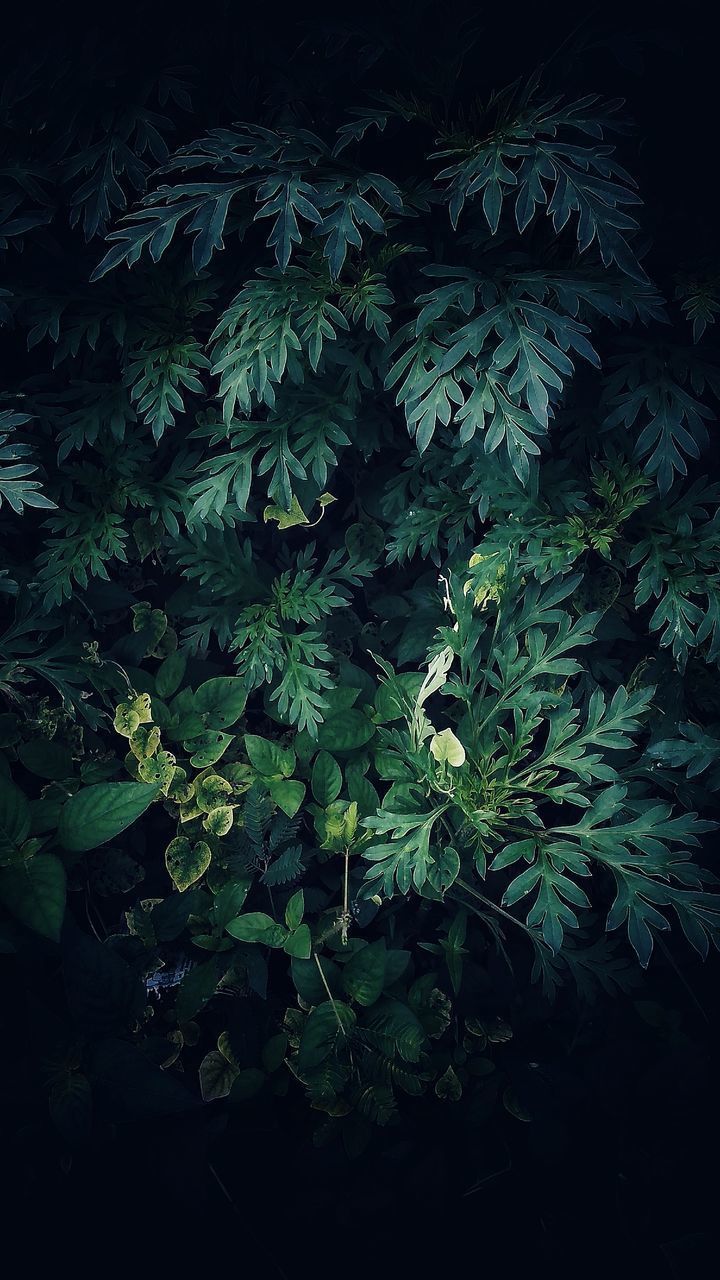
(1, 3, 719, 1203)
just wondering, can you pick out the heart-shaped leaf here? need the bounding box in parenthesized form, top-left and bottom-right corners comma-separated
(429, 728, 466, 767)
(165, 836, 212, 892)
(195, 774, 233, 812)
(199, 1049, 238, 1101)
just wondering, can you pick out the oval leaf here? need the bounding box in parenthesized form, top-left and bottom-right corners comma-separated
(155, 651, 187, 700)
(194, 677, 247, 729)
(311, 751, 342, 806)
(226, 912, 288, 947)
(315, 711, 375, 752)
(58, 782, 159, 854)
(244, 734, 295, 778)
(188, 731, 233, 768)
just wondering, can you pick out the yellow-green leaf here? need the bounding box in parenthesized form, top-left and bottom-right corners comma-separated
(429, 728, 466, 767)
(263, 495, 309, 529)
(202, 805, 234, 836)
(165, 836, 212, 891)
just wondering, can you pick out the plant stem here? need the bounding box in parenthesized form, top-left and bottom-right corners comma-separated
(341, 845, 350, 945)
(474, 600, 502, 720)
(313, 953, 346, 1034)
(453, 876, 540, 942)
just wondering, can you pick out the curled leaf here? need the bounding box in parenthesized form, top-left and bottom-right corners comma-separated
(129, 724, 161, 760)
(429, 728, 466, 767)
(114, 704, 140, 738)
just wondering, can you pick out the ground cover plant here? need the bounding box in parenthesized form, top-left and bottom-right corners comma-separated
(1, 3, 719, 1241)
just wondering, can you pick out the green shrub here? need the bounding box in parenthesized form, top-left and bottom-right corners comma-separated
(1, 17, 719, 1157)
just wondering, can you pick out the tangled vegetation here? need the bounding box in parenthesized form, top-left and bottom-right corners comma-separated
(2, 7, 719, 1165)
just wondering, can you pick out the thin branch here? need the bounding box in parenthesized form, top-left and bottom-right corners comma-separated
(313, 953, 346, 1033)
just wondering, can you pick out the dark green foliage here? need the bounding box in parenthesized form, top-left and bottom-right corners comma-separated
(2, 5, 720, 1172)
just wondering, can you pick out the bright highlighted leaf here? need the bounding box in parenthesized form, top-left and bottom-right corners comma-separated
(429, 728, 466, 767)
(138, 750, 176, 792)
(195, 774, 233, 812)
(202, 805, 234, 836)
(263, 495, 310, 528)
(114, 705, 140, 738)
(165, 837, 212, 891)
